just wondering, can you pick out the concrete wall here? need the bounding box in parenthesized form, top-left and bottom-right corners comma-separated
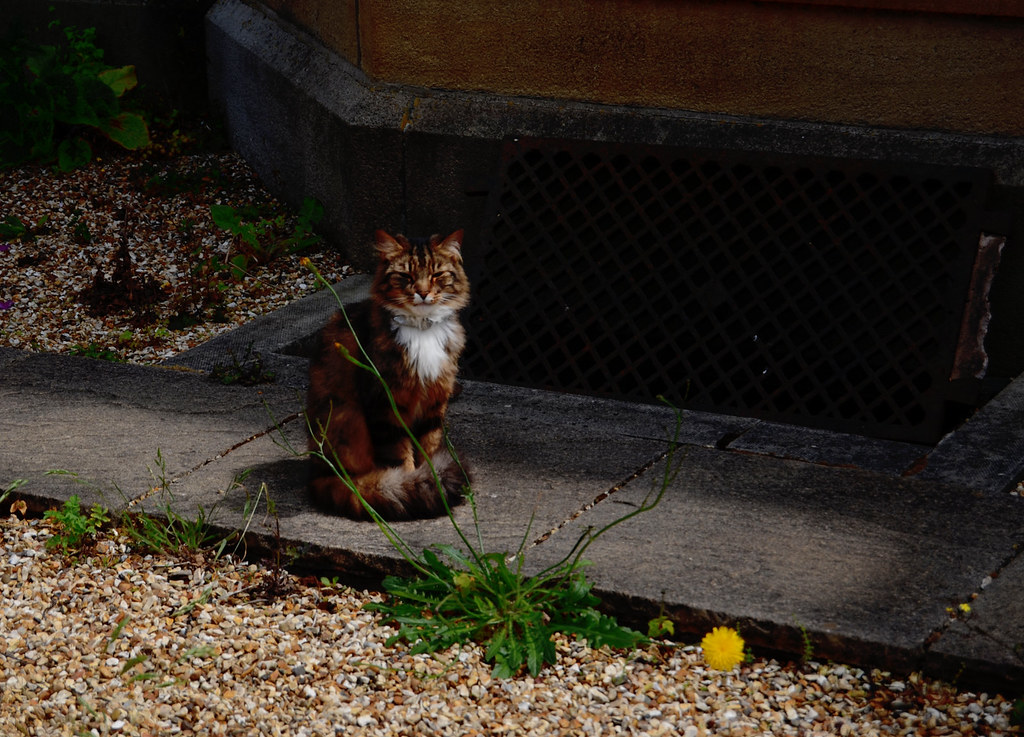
(256, 0, 1024, 138)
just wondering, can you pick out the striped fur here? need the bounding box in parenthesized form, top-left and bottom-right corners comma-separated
(306, 230, 471, 519)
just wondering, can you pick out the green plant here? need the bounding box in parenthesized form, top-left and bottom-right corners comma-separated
(123, 504, 228, 557)
(167, 219, 232, 325)
(43, 494, 110, 555)
(210, 342, 276, 385)
(68, 340, 122, 362)
(70, 213, 92, 244)
(647, 613, 675, 639)
(119, 450, 233, 557)
(254, 494, 298, 600)
(367, 536, 650, 678)
(793, 617, 815, 663)
(0, 213, 49, 242)
(0, 18, 150, 170)
(1011, 698, 1024, 727)
(210, 196, 323, 278)
(296, 260, 686, 677)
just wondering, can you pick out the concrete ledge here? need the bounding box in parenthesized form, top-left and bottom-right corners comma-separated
(161, 276, 371, 386)
(914, 371, 1024, 494)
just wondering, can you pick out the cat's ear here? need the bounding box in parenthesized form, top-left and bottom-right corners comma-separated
(437, 230, 464, 261)
(374, 230, 405, 260)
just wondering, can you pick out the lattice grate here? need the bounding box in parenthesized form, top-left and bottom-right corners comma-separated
(462, 137, 996, 443)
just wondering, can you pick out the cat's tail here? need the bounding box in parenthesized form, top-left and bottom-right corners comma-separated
(309, 451, 470, 521)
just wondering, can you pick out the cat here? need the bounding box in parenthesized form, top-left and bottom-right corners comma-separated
(305, 229, 471, 519)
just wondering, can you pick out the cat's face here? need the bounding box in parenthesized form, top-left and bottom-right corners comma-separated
(373, 230, 470, 319)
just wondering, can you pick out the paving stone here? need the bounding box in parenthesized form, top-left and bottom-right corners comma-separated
(925, 546, 1024, 692)
(528, 445, 1024, 675)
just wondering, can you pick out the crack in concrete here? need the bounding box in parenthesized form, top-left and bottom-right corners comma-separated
(922, 539, 1024, 662)
(524, 446, 671, 551)
(124, 411, 303, 509)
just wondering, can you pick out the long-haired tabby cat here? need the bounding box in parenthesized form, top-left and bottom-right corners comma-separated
(306, 229, 471, 519)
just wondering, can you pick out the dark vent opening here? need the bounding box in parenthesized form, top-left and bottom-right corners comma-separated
(464, 137, 997, 444)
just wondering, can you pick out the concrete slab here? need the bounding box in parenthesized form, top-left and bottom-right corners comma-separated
(0, 350, 299, 512)
(525, 445, 1024, 677)
(0, 347, 22, 371)
(162, 276, 371, 386)
(143, 378, 678, 586)
(4, 342, 1024, 691)
(728, 420, 927, 477)
(926, 550, 1024, 692)
(917, 372, 1024, 494)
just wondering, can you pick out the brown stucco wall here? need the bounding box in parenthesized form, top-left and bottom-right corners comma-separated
(259, 0, 360, 64)
(256, 0, 1024, 138)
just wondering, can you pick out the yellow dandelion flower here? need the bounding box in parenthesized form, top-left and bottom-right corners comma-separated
(701, 626, 745, 671)
(300, 256, 312, 268)
(959, 602, 971, 614)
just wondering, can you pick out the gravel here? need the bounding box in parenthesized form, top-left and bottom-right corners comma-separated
(1, 148, 1021, 734)
(0, 514, 1017, 736)
(0, 146, 351, 363)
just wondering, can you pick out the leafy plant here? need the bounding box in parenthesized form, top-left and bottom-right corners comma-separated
(367, 539, 649, 678)
(0, 18, 150, 170)
(68, 341, 122, 362)
(167, 218, 231, 324)
(647, 613, 675, 639)
(43, 494, 110, 555)
(210, 196, 323, 279)
(792, 617, 816, 663)
(298, 259, 686, 677)
(1012, 698, 1024, 727)
(0, 213, 49, 242)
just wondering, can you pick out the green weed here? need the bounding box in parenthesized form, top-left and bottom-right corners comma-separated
(793, 617, 816, 663)
(1, 478, 27, 516)
(211, 196, 323, 279)
(647, 614, 676, 639)
(121, 450, 236, 558)
(210, 342, 276, 385)
(68, 341, 123, 362)
(1, 478, 26, 503)
(1011, 698, 1024, 727)
(43, 494, 110, 555)
(366, 536, 650, 678)
(123, 503, 228, 558)
(0, 213, 49, 242)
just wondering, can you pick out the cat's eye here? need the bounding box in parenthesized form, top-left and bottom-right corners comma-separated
(432, 271, 454, 284)
(388, 272, 412, 287)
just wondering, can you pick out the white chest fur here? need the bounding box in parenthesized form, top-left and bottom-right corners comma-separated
(392, 315, 459, 382)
